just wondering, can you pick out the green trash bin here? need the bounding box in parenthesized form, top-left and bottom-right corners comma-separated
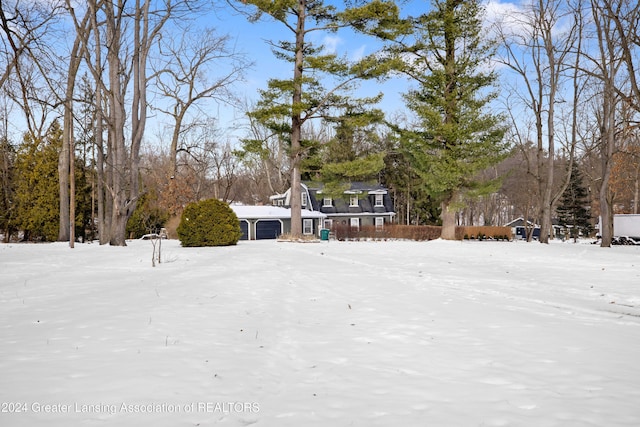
(320, 228, 330, 241)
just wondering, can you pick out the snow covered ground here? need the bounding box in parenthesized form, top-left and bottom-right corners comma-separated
(1, 238, 639, 427)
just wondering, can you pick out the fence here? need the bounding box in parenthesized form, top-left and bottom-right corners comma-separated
(329, 224, 512, 241)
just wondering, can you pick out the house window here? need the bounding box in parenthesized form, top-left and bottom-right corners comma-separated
(301, 192, 307, 207)
(323, 197, 332, 207)
(323, 219, 333, 230)
(375, 217, 384, 230)
(276, 199, 284, 206)
(350, 218, 360, 230)
(303, 219, 313, 235)
(374, 194, 384, 207)
(349, 195, 358, 207)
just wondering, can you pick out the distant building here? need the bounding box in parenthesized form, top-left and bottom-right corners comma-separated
(505, 217, 563, 240)
(505, 217, 540, 240)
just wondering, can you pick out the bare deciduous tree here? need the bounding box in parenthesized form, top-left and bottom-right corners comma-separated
(0, 0, 64, 137)
(150, 27, 249, 180)
(588, 0, 625, 247)
(236, 102, 291, 203)
(68, 0, 201, 245)
(494, 0, 584, 243)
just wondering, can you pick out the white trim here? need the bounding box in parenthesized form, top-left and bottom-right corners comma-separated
(321, 212, 395, 217)
(303, 218, 313, 235)
(350, 217, 360, 229)
(375, 217, 384, 230)
(239, 219, 251, 240)
(349, 195, 359, 207)
(231, 205, 326, 219)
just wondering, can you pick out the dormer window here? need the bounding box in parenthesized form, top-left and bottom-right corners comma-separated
(301, 192, 307, 207)
(323, 197, 332, 207)
(349, 195, 358, 207)
(374, 194, 384, 207)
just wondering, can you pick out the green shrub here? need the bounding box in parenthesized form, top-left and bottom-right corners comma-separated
(126, 193, 169, 239)
(176, 199, 242, 247)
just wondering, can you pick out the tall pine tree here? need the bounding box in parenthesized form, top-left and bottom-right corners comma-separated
(394, 0, 506, 239)
(557, 162, 592, 241)
(238, 0, 407, 236)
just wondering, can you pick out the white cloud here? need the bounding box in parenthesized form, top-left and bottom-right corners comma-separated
(484, 0, 528, 39)
(350, 45, 367, 62)
(322, 35, 342, 55)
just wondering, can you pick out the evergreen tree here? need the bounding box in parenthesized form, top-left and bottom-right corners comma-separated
(0, 137, 17, 242)
(73, 155, 95, 242)
(557, 162, 592, 241)
(14, 122, 63, 241)
(314, 108, 387, 196)
(394, 0, 506, 239)
(383, 145, 442, 225)
(239, 0, 408, 236)
(126, 191, 170, 239)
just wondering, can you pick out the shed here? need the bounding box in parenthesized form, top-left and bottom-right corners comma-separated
(505, 217, 540, 240)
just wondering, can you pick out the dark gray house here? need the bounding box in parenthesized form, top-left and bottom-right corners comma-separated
(270, 182, 396, 231)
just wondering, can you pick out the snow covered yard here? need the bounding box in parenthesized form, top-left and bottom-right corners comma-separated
(1, 238, 639, 427)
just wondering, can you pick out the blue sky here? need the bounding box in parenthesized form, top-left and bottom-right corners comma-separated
(143, 0, 523, 144)
(184, 0, 430, 139)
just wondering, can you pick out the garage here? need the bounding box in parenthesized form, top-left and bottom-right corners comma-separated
(255, 219, 282, 240)
(230, 205, 325, 240)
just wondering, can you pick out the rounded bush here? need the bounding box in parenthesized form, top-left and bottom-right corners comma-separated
(176, 199, 242, 247)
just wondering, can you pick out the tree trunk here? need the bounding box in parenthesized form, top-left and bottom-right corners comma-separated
(109, 209, 129, 246)
(106, 5, 128, 246)
(169, 121, 181, 179)
(599, 89, 616, 248)
(95, 71, 108, 245)
(539, 10, 559, 244)
(599, 187, 613, 247)
(288, 0, 306, 238)
(440, 193, 457, 240)
(58, 12, 87, 243)
(591, 0, 620, 248)
(58, 135, 70, 241)
(290, 162, 302, 236)
(634, 168, 639, 214)
(69, 132, 75, 248)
